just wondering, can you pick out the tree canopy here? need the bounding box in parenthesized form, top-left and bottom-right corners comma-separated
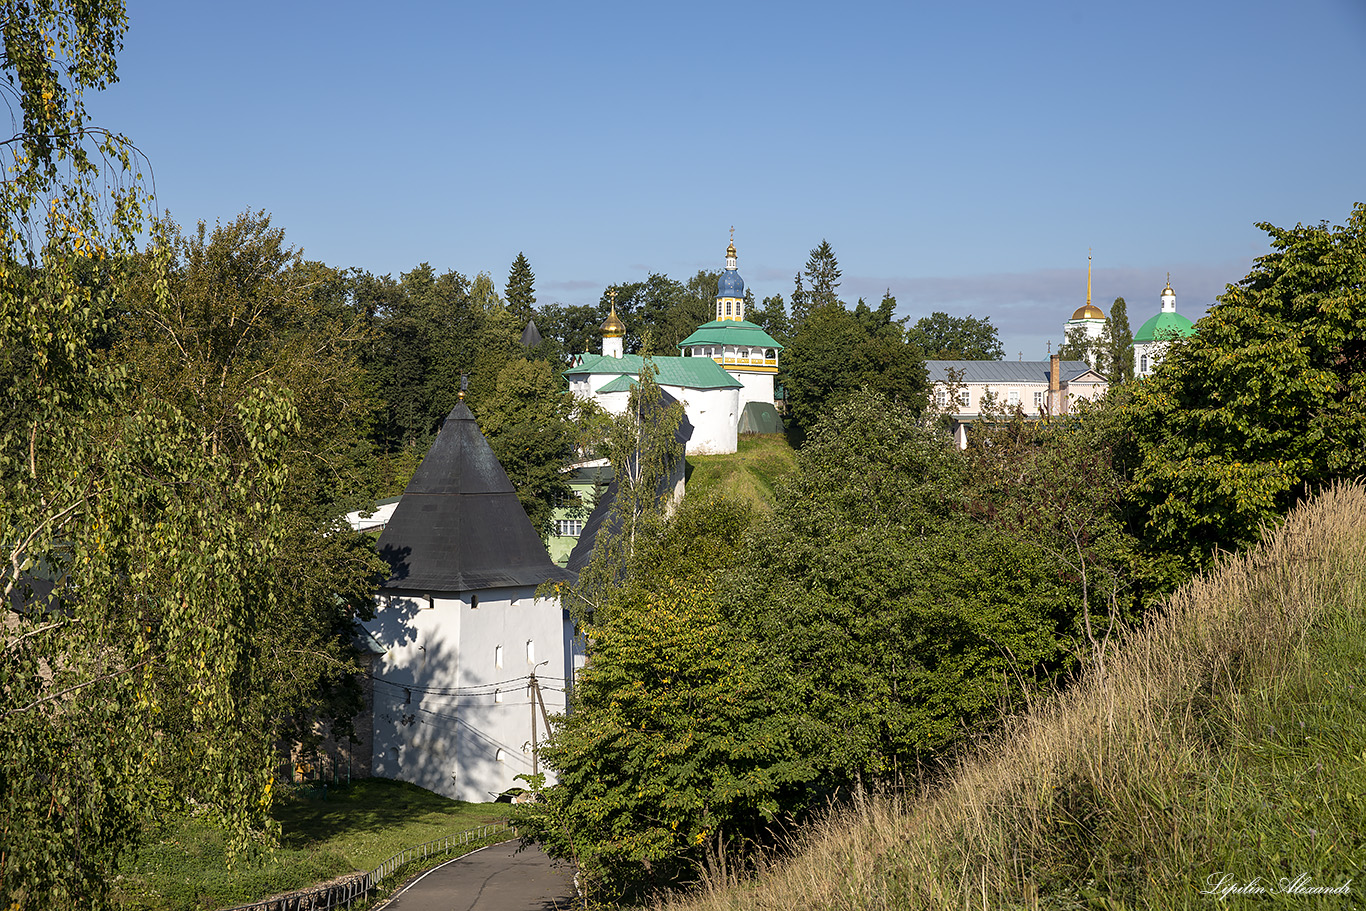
(1124, 202, 1366, 567)
(906, 311, 1004, 360)
(781, 299, 927, 440)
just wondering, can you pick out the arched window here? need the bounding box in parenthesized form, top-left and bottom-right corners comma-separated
(1140, 354, 1149, 373)
(725, 301, 732, 316)
(765, 349, 775, 359)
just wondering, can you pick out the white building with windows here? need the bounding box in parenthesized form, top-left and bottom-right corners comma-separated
(361, 400, 580, 802)
(927, 356, 1107, 449)
(565, 236, 785, 454)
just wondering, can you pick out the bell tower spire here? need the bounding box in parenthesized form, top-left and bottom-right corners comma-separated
(716, 229, 745, 321)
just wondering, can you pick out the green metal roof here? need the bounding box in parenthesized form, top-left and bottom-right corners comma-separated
(678, 319, 784, 351)
(1134, 311, 1196, 343)
(565, 353, 742, 390)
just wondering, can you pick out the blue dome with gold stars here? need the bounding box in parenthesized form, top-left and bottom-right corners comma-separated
(717, 269, 744, 299)
(717, 239, 744, 298)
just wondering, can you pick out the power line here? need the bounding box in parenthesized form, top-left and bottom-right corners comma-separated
(367, 672, 535, 697)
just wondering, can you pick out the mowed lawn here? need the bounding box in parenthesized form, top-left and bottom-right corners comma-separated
(115, 778, 507, 910)
(685, 433, 796, 510)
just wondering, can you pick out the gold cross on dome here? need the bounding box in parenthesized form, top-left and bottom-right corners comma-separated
(730, 225, 734, 243)
(609, 288, 616, 307)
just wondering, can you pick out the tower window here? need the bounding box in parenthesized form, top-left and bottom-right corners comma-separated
(526, 640, 535, 665)
(495, 645, 504, 669)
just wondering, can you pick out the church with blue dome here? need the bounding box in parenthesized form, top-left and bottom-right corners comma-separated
(563, 234, 784, 455)
(678, 235, 784, 412)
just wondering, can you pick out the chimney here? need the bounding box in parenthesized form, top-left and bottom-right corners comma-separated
(1049, 353, 1061, 415)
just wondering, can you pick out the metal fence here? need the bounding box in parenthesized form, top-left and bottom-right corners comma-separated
(220, 821, 512, 911)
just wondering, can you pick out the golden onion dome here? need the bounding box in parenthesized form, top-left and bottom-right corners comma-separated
(1071, 304, 1105, 321)
(726, 240, 737, 259)
(1163, 282, 1175, 297)
(600, 304, 625, 337)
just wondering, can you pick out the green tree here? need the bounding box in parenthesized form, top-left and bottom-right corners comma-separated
(364, 263, 521, 449)
(504, 251, 536, 327)
(1125, 203, 1366, 568)
(781, 302, 927, 441)
(752, 293, 790, 343)
(565, 357, 685, 624)
(0, 4, 300, 905)
(907, 311, 1004, 360)
(1104, 295, 1135, 383)
(537, 301, 609, 361)
(114, 209, 386, 759)
(478, 358, 583, 538)
(523, 579, 801, 903)
(1057, 325, 1098, 367)
(804, 239, 842, 310)
(733, 390, 1068, 782)
(789, 271, 809, 331)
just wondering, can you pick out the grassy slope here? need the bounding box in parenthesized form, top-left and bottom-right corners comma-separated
(667, 484, 1366, 910)
(685, 434, 796, 510)
(115, 779, 506, 910)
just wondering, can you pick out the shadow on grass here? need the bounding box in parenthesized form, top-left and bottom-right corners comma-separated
(272, 778, 502, 851)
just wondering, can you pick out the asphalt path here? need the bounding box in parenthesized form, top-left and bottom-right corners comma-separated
(380, 841, 578, 911)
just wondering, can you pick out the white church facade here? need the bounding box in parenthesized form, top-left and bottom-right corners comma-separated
(565, 238, 784, 455)
(1133, 276, 1196, 377)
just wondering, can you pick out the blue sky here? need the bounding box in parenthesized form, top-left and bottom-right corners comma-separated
(99, 0, 1365, 359)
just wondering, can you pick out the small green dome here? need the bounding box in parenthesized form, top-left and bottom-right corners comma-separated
(1134, 311, 1195, 343)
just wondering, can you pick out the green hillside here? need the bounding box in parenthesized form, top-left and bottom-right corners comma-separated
(685, 434, 796, 510)
(665, 484, 1366, 910)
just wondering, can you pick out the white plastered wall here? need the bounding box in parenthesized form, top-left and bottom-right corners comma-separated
(365, 587, 576, 802)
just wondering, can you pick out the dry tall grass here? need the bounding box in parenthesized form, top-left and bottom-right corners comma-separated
(665, 483, 1366, 910)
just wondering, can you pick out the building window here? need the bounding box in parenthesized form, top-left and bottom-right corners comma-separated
(957, 389, 970, 407)
(495, 749, 507, 763)
(1140, 354, 1149, 373)
(1034, 391, 1044, 408)
(494, 688, 504, 703)
(554, 519, 584, 537)
(553, 492, 580, 510)
(1008, 390, 1019, 406)
(495, 645, 503, 669)
(936, 388, 949, 407)
(526, 640, 535, 665)
(725, 302, 732, 315)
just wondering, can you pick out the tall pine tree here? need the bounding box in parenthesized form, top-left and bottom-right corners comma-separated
(1106, 296, 1134, 383)
(805, 239, 843, 310)
(505, 252, 536, 327)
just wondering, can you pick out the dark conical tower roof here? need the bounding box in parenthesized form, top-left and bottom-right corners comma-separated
(520, 319, 543, 348)
(377, 402, 573, 593)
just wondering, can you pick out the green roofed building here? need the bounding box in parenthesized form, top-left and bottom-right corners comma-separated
(1134, 276, 1197, 377)
(677, 237, 784, 411)
(565, 234, 786, 454)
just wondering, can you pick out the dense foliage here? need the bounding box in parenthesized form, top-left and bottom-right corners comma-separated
(781, 296, 928, 439)
(1123, 202, 1366, 567)
(906, 311, 1004, 360)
